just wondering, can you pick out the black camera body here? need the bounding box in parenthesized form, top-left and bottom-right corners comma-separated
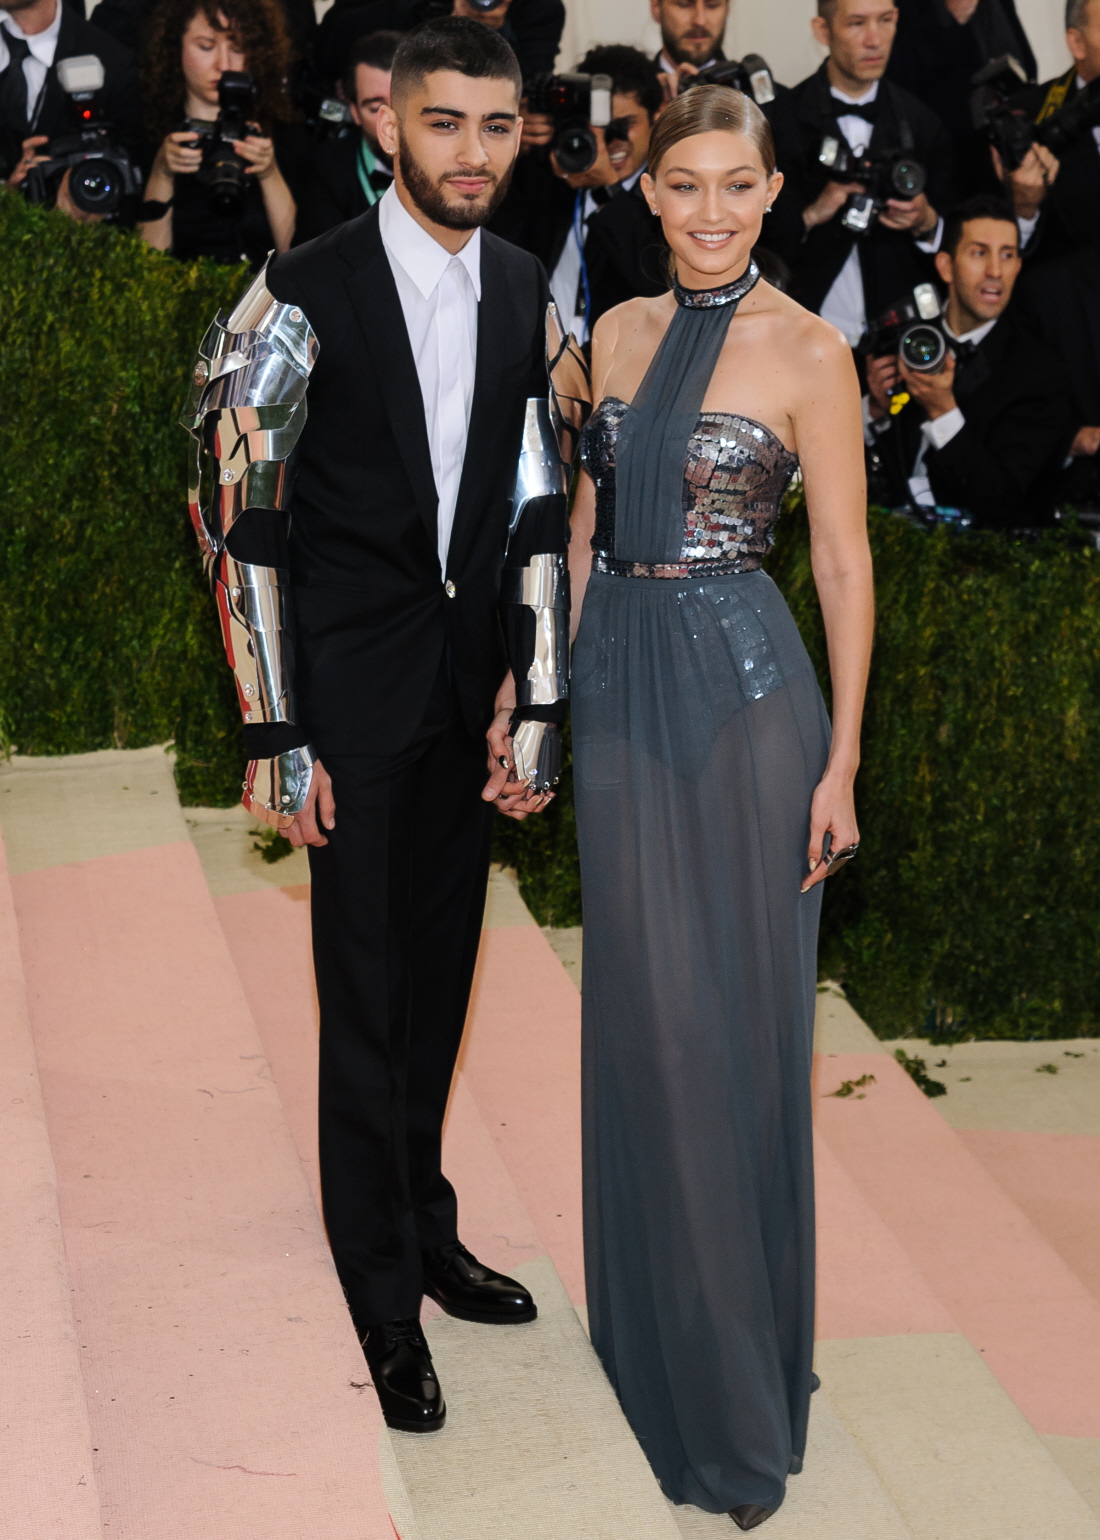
(187, 70, 258, 219)
(971, 53, 1100, 172)
(818, 134, 926, 233)
(680, 54, 776, 107)
(524, 71, 613, 176)
(23, 54, 140, 218)
(864, 282, 949, 373)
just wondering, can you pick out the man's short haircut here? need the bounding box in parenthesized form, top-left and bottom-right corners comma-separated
(1066, 0, 1091, 30)
(577, 44, 663, 119)
(942, 194, 1019, 258)
(390, 16, 522, 105)
(817, 0, 839, 18)
(342, 30, 402, 101)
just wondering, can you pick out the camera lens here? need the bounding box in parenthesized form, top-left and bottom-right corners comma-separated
(206, 150, 247, 218)
(70, 157, 121, 214)
(890, 156, 926, 199)
(553, 124, 598, 176)
(899, 323, 946, 373)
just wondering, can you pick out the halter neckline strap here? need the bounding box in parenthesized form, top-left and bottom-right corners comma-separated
(672, 260, 760, 310)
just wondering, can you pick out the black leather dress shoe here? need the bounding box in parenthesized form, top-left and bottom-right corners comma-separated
(422, 1240, 537, 1324)
(729, 1505, 775, 1531)
(361, 1318, 445, 1433)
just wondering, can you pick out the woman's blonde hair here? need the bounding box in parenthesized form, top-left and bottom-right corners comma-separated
(646, 85, 776, 178)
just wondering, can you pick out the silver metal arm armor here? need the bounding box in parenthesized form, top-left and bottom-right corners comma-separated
(180, 266, 319, 815)
(503, 304, 592, 793)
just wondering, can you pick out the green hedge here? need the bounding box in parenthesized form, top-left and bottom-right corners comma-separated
(3, 194, 1099, 1039)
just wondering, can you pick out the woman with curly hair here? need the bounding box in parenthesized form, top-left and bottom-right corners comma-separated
(138, 0, 306, 265)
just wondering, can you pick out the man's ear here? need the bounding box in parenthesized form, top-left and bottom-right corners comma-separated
(649, 0, 663, 25)
(1067, 26, 1088, 65)
(810, 13, 832, 51)
(934, 247, 953, 286)
(376, 102, 400, 158)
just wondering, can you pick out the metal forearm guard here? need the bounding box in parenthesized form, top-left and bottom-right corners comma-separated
(180, 267, 318, 814)
(503, 304, 592, 793)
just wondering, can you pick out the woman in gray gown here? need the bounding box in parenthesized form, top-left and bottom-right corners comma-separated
(568, 87, 874, 1529)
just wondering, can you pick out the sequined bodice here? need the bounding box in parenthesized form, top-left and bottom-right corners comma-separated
(580, 396, 798, 579)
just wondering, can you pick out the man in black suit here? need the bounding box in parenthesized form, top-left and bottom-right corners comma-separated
(768, 0, 952, 346)
(651, 0, 727, 97)
(864, 196, 1072, 524)
(995, 0, 1100, 262)
(182, 17, 568, 1434)
(295, 29, 399, 242)
(0, 0, 139, 198)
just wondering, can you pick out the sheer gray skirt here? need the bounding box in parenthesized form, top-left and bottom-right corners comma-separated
(572, 568, 830, 1515)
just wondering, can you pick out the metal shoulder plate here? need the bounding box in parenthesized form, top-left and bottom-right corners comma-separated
(181, 265, 319, 565)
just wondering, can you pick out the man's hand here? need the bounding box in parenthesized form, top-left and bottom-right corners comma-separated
(899, 349, 957, 419)
(5, 134, 49, 188)
(803, 179, 862, 231)
(991, 142, 1059, 223)
(483, 709, 555, 820)
(519, 99, 554, 152)
(878, 191, 938, 237)
(254, 757, 337, 847)
(658, 61, 698, 105)
(1071, 425, 1100, 458)
(866, 353, 901, 419)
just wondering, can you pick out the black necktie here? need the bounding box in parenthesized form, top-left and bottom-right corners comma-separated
(0, 35, 31, 136)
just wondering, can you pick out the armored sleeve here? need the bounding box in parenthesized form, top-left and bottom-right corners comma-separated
(503, 304, 592, 793)
(179, 265, 318, 819)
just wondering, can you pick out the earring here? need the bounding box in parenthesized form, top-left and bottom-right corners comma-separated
(765, 203, 773, 215)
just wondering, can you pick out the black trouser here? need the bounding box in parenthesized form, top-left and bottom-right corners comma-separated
(308, 677, 495, 1330)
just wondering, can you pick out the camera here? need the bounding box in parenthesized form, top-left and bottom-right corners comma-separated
(864, 283, 948, 373)
(679, 54, 776, 107)
(22, 55, 140, 217)
(971, 53, 1100, 172)
(524, 71, 613, 176)
(818, 135, 926, 233)
(186, 70, 257, 219)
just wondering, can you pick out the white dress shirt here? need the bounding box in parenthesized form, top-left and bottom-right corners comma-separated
(0, 0, 62, 125)
(550, 168, 643, 345)
(820, 80, 943, 348)
(378, 184, 480, 575)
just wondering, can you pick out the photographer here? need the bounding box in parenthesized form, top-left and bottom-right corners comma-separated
(1, 0, 140, 213)
(864, 197, 1072, 526)
(294, 29, 397, 242)
(494, 45, 659, 343)
(138, 0, 306, 265)
(652, 0, 728, 99)
(767, 0, 952, 346)
(993, 0, 1100, 262)
(316, 0, 564, 94)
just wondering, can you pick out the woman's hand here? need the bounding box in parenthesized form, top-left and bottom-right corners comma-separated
(801, 767, 859, 894)
(154, 129, 203, 178)
(482, 674, 555, 820)
(235, 133, 276, 179)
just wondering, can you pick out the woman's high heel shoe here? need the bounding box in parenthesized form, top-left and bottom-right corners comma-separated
(729, 1505, 774, 1530)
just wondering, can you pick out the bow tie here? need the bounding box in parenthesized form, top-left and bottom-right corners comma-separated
(834, 101, 878, 125)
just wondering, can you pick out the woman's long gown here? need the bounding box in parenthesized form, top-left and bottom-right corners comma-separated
(572, 269, 831, 1516)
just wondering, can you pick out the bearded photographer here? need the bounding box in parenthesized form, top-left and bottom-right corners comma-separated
(651, 0, 728, 100)
(864, 197, 1072, 527)
(1, 0, 139, 215)
(767, 0, 952, 347)
(137, 0, 307, 265)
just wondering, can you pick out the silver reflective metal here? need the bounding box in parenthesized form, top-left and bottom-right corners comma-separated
(511, 719, 562, 793)
(510, 396, 567, 534)
(180, 265, 318, 738)
(243, 744, 316, 818)
(506, 553, 568, 706)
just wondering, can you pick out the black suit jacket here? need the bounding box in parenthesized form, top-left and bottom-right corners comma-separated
(0, 8, 140, 174)
(260, 208, 549, 758)
(769, 65, 953, 321)
(870, 308, 1073, 526)
(488, 149, 576, 273)
(585, 177, 668, 324)
(315, 0, 564, 87)
(293, 133, 391, 245)
(1013, 71, 1100, 263)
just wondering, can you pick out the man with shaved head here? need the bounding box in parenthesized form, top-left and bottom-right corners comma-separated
(188, 16, 559, 1435)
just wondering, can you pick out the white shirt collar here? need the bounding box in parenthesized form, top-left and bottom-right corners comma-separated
(1, 0, 61, 50)
(378, 182, 482, 302)
(831, 79, 879, 106)
(944, 315, 997, 347)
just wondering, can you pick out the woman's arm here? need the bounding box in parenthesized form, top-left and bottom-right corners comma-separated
(792, 319, 874, 893)
(138, 131, 202, 252)
(238, 134, 296, 254)
(569, 469, 595, 642)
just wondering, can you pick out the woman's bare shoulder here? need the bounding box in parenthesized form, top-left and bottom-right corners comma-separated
(759, 285, 854, 372)
(593, 293, 671, 345)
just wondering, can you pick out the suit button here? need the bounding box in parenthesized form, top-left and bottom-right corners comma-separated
(445, 580, 456, 598)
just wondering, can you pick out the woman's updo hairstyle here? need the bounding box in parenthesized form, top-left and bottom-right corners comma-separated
(646, 85, 776, 179)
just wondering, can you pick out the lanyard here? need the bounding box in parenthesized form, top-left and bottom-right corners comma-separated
(356, 137, 382, 207)
(573, 190, 592, 340)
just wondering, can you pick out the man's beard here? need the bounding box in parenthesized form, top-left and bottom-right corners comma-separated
(397, 139, 514, 230)
(668, 33, 720, 65)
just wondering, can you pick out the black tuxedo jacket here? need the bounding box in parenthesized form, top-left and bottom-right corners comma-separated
(871, 308, 1073, 526)
(769, 65, 953, 321)
(293, 134, 384, 246)
(488, 150, 576, 275)
(1015, 71, 1100, 263)
(260, 208, 549, 759)
(585, 177, 668, 325)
